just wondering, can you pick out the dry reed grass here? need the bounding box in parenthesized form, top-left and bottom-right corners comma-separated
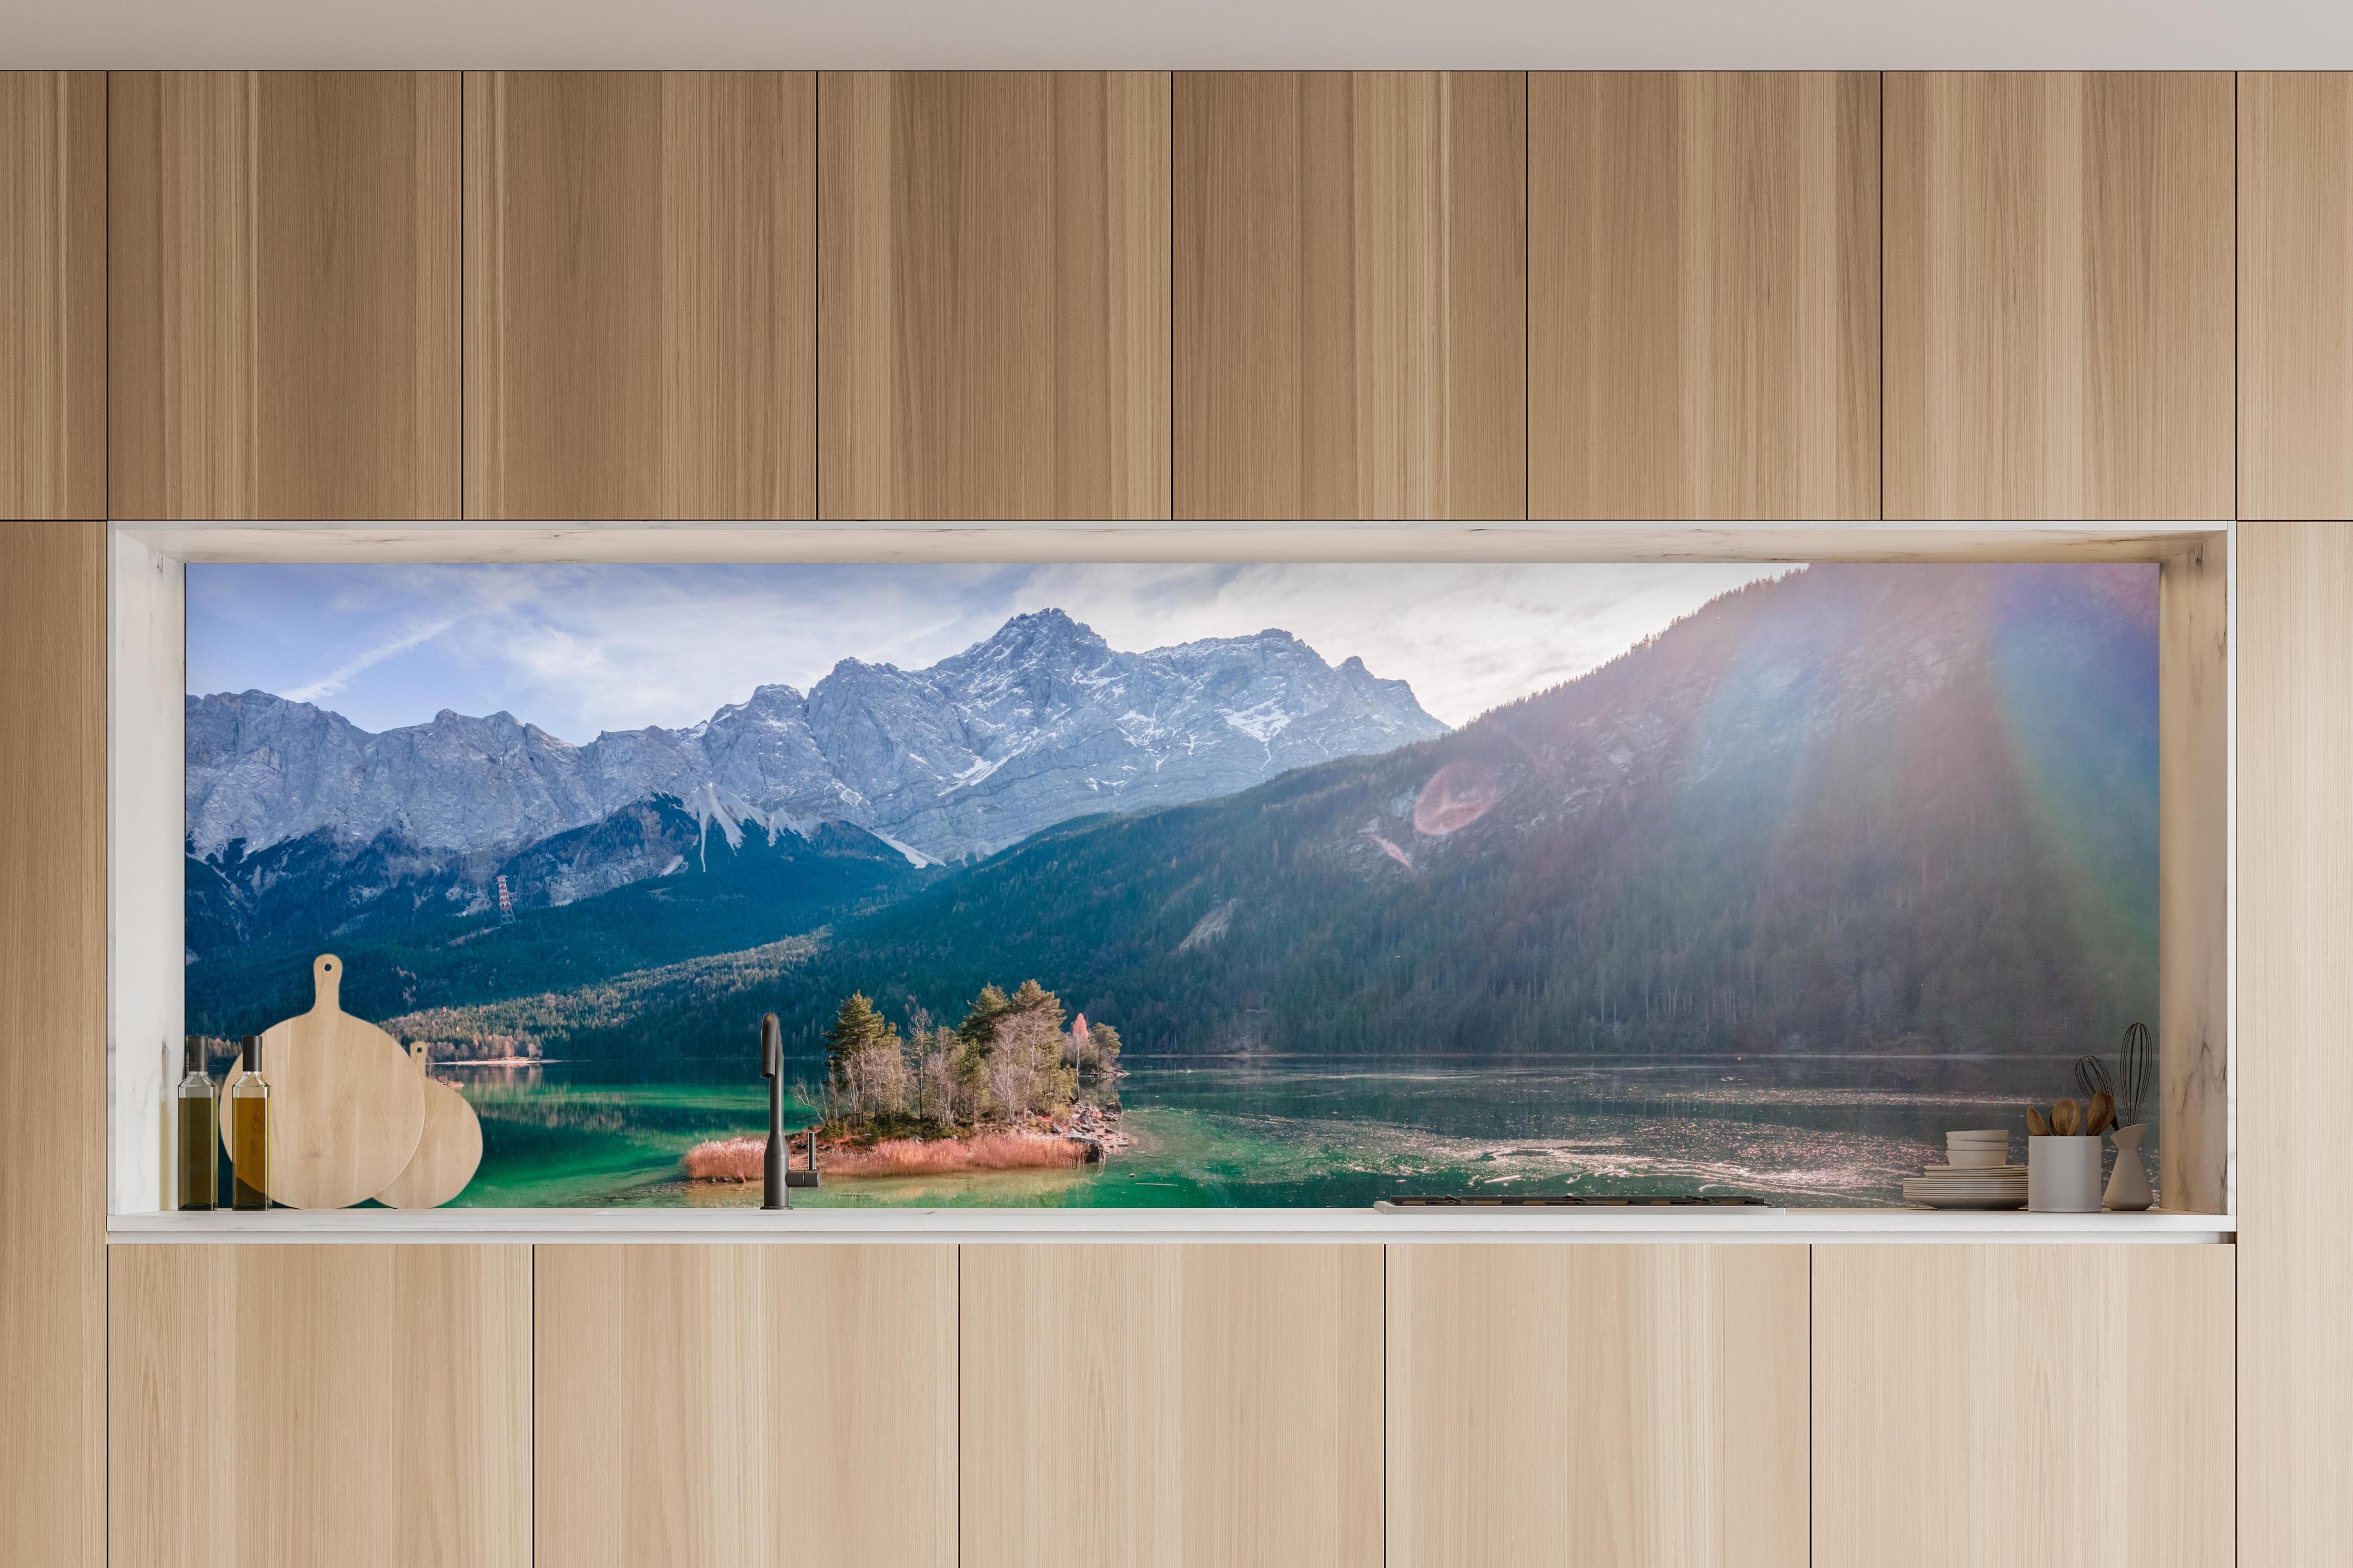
(681, 1136, 768, 1181)
(681, 1130, 1087, 1181)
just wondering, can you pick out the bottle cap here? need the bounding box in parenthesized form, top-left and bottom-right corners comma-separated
(240, 1035, 262, 1071)
(184, 1036, 205, 1074)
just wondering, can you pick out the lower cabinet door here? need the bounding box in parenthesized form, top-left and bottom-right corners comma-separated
(108, 1243, 532, 1568)
(534, 1243, 957, 1568)
(959, 1242, 1384, 1568)
(1387, 1243, 1810, 1568)
(1811, 1244, 2234, 1568)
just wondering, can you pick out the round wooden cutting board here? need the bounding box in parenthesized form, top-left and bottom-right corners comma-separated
(218, 954, 426, 1210)
(374, 1045, 483, 1209)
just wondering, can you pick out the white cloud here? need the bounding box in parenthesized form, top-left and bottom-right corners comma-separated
(194, 561, 1792, 737)
(283, 617, 456, 703)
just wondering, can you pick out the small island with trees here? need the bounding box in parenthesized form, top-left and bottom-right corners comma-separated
(686, 978, 1130, 1184)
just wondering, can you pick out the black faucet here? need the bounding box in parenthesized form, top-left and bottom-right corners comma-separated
(761, 1013, 789, 1211)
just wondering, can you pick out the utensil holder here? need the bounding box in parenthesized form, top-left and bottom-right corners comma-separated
(2103, 1122, 2153, 1211)
(2028, 1136, 2101, 1212)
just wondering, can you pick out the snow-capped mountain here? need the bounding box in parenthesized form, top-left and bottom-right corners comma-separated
(186, 609, 1447, 865)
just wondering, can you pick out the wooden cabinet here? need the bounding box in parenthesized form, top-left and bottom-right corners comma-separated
(1386, 1244, 1807, 1568)
(2238, 522, 2353, 1567)
(109, 71, 461, 520)
(1883, 72, 2234, 520)
(1174, 71, 1524, 519)
(1, 74, 104, 519)
(465, 71, 816, 520)
(2240, 76, 2353, 520)
(535, 1244, 955, 1568)
(0, 522, 104, 1568)
(1812, 1245, 2234, 1568)
(108, 1244, 531, 1568)
(961, 1243, 1382, 1568)
(1530, 72, 1878, 520)
(820, 71, 1169, 520)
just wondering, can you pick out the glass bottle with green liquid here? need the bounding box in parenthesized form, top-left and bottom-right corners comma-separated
(229, 1035, 272, 1211)
(175, 1037, 217, 1210)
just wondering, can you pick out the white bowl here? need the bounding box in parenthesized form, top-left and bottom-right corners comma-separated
(1946, 1147, 2007, 1167)
(1947, 1130, 2008, 1143)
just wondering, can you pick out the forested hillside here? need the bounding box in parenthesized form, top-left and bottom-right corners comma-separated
(186, 801, 927, 1037)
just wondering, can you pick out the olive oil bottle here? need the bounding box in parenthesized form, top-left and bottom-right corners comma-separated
(176, 1038, 217, 1210)
(229, 1035, 272, 1211)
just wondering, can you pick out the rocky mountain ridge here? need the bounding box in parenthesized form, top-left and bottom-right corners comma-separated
(187, 609, 1446, 866)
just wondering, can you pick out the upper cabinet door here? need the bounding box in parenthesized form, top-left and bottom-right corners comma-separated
(2240, 74, 2353, 521)
(1884, 72, 2234, 520)
(820, 71, 1169, 520)
(2, 73, 104, 520)
(1530, 72, 1878, 521)
(109, 72, 460, 520)
(466, 71, 816, 520)
(1175, 71, 1524, 521)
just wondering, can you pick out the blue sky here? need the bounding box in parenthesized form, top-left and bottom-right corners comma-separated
(186, 561, 1788, 739)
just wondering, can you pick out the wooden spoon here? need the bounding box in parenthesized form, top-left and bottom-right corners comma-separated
(2085, 1091, 2115, 1138)
(2026, 1106, 2052, 1137)
(2053, 1098, 2081, 1137)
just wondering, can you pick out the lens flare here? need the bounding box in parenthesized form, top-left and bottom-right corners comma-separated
(1413, 762, 1497, 836)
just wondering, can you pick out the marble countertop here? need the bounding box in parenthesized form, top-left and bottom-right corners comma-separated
(108, 1205, 2234, 1246)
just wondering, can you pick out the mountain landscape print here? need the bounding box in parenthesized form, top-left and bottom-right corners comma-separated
(185, 560, 2160, 1208)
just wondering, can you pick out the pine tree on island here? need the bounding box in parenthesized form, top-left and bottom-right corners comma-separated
(824, 992, 898, 1076)
(817, 978, 1127, 1148)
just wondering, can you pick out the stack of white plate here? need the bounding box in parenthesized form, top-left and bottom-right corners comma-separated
(1902, 1166, 2028, 1208)
(1944, 1129, 2010, 1167)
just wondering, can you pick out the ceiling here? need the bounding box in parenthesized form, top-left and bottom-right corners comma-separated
(9, 0, 2350, 69)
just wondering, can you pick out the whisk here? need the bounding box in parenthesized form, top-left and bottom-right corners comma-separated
(2073, 1053, 2113, 1102)
(2117, 1021, 2153, 1129)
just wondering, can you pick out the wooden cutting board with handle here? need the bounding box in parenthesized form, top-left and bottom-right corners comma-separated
(218, 954, 426, 1209)
(374, 1044, 483, 1209)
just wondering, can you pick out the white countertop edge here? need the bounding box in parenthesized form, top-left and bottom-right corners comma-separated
(108, 1208, 2234, 1246)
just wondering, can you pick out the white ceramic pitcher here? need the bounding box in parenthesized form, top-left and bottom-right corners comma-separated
(2104, 1122, 2153, 1211)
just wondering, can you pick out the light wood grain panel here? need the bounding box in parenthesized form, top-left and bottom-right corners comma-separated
(110, 70, 459, 520)
(536, 1244, 955, 1568)
(961, 1243, 1381, 1568)
(465, 70, 815, 520)
(1812, 1244, 2233, 1568)
(1884, 72, 2234, 520)
(142, 522, 2214, 566)
(1, 74, 104, 519)
(1531, 71, 1877, 520)
(1175, 71, 1523, 519)
(2239, 521, 2353, 1565)
(108, 1243, 531, 1568)
(1387, 1244, 1806, 1568)
(2158, 540, 2227, 1211)
(2241, 74, 2353, 519)
(820, 70, 1169, 520)
(0, 523, 104, 1568)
